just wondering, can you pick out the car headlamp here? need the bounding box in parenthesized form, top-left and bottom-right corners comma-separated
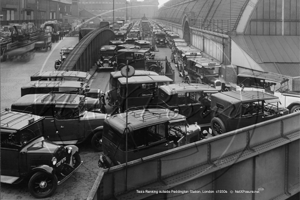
(52, 157, 57, 165)
(67, 146, 72, 154)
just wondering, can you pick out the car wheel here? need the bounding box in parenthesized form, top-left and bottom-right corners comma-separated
(290, 105, 300, 113)
(71, 152, 81, 168)
(28, 172, 58, 198)
(91, 131, 103, 152)
(211, 117, 226, 136)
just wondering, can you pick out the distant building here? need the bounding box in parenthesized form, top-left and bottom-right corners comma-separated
(0, 0, 72, 26)
(128, 0, 158, 19)
(78, 0, 127, 22)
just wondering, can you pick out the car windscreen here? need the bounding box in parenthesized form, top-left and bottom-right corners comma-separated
(128, 32, 138, 38)
(100, 50, 115, 57)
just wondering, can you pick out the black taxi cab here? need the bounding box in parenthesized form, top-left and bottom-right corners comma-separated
(184, 57, 222, 91)
(11, 93, 107, 151)
(116, 48, 149, 70)
(158, 83, 219, 130)
(1, 110, 82, 198)
(106, 70, 159, 106)
(98, 108, 202, 168)
(114, 75, 172, 112)
(98, 45, 118, 70)
(210, 91, 289, 135)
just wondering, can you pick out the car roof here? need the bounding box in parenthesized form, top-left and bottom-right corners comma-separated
(22, 81, 84, 88)
(12, 93, 83, 107)
(211, 91, 279, 104)
(135, 40, 150, 43)
(187, 57, 221, 68)
(100, 45, 117, 51)
(159, 83, 219, 95)
(118, 49, 148, 53)
(31, 71, 90, 80)
(173, 38, 185, 42)
(1, 110, 44, 132)
(111, 70, 159, 78)
(105, 108, 186, 133)
(118, 75, 172, 85)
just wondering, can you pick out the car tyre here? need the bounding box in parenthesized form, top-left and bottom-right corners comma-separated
(28, 172, 58, 198)
(91, 131, 103, 152)
(290, 105, 300, 113)
(71, 152, 81, 168)
(211, 117, 226, 136)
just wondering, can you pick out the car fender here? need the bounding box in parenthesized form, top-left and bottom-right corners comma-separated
(287, 102, 300, 110)
(92, 126, 104, 133)
(32, 165, 54, 175)
(65, 145, 79, 155)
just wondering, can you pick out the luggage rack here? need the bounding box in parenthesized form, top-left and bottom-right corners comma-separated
(127, 106, 178, 122)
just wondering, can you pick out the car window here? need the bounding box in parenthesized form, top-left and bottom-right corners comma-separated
(128, 124, 166, 150)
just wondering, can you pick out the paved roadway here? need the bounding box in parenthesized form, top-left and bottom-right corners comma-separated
(0, 39, 179, 199)
(0, 36, 101, 200)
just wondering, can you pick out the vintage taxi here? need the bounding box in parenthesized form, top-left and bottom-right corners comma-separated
(1, 110, 82, 198)
(210, 91, 289, 135)
(11, 93, 107, 151)
(116, 48, 149, 70)
(114, 75, 172, 112)
(98, 45, 117, 70)
(158, 83, 219, 131)
(106, 70, 159, 106)
(184, 57, 222, 91)
(98, 108, 202, 168)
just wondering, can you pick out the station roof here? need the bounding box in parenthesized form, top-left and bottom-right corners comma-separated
(232, 36, 300, 77)
(158, 0, 249, 32)
(118, 75, 172, 85)
(159, 83, 219, 95)
(105, 109, 186, 133)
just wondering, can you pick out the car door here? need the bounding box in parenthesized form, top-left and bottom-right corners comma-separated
(1, 145, 20, 177)
(52, 106, 81, 144)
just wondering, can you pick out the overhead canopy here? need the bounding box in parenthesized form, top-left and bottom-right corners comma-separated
(232, 36, 300, 77)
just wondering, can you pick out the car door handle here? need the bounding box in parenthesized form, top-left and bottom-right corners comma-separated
(51, 120, 54, 123)
(60, 126, 64, 129)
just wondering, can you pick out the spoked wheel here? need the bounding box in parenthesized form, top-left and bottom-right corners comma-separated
(211, 117, 226, 136)
(91, 131, 103, 152)
(290, 105, 300, 113)
(28, 172, 58, 198)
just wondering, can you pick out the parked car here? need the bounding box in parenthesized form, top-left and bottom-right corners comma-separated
(106, 70, 159, 106)
(114, 75, 172, 112)
(1, 110, 82, 198)
(158, 83, 219, 131)
(210, 91, 289, 135)
(98, 108, 202, 168)
(11, 93, 107, 151)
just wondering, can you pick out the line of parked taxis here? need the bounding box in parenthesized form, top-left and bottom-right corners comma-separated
(1, 70, 106, 198)
(1, 23, 291, 198)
